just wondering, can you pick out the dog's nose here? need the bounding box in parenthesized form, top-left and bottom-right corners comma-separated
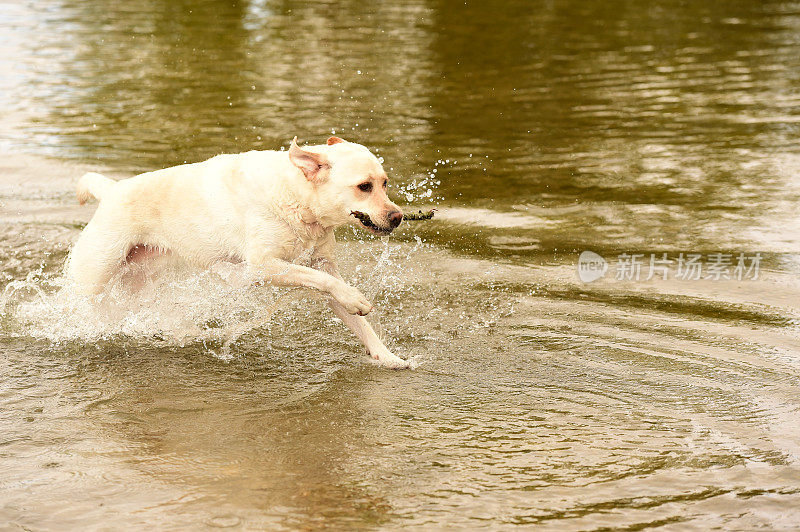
(388, 211, 403, 228)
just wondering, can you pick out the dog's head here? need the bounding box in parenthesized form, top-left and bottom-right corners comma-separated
(289, 136, 403, 235)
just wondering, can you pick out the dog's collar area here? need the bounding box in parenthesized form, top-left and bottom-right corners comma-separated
(351, 211, 393, 235)
(279, 203, 330, 239)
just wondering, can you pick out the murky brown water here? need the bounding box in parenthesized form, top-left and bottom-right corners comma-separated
(2, 0, 800, 529)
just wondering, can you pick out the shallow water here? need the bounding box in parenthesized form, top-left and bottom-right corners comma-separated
(2, 0, 800, 529)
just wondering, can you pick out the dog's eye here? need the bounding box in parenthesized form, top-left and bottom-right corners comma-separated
(383, 179, 388, 188)
(357, 182, 373, 192)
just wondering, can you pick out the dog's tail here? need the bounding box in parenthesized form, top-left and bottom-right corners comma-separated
(76, 172, 116, 205)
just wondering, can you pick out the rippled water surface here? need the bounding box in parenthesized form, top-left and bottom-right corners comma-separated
(3, 0, 800, 529)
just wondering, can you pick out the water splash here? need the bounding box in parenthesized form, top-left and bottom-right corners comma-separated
(1, 262, 282, 348)
(0, 238, 430, 362)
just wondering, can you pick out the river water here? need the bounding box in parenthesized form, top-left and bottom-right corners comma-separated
(2, 0, 800, 529)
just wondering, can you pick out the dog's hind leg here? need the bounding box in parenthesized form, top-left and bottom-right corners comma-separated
(66, 220, 129, 295)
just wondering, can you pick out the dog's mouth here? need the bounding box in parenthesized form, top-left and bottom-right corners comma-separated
(350, 211, 393, 235)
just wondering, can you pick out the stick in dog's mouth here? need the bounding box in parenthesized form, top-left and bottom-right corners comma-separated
(350, 211, 393, 234)
(403, 209, 436, 220)
(350, 209, 435, 234)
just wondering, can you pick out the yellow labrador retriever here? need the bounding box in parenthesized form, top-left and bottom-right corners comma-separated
(67, 136, 409, 368)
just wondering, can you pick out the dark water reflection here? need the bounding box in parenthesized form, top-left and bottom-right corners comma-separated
(2, 0, 800, 529)
(5, 0, 800, 257)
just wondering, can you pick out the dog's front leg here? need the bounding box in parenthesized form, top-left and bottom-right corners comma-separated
(316, 259, 410, 369)
(249, 257, 373, 316)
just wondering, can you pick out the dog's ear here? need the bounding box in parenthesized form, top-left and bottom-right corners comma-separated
(327, 136, 345, 145)
(289, 137, 329, 183)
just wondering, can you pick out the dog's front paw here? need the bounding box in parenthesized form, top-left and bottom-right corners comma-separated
(331, 282, 373, 315)
(368, 347, 411, 369)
